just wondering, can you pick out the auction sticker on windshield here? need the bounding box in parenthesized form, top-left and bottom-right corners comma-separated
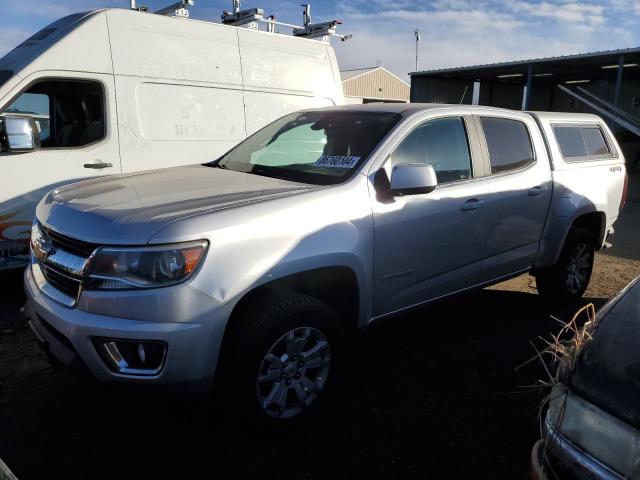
(315, 155, 360, 169)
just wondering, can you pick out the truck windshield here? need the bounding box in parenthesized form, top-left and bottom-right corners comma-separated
(0, 70, 13, 90)
(215, 110, 401, 185)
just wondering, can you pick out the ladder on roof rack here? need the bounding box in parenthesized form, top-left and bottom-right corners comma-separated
(129, 0, 352, 41)
(220, 2, 352, 41)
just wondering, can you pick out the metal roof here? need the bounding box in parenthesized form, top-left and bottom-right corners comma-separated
(340, 66, 410, 86)
(341, 67, 378, 80)
(410, 46, 640, 78)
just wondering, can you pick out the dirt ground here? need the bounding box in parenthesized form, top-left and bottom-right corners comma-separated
(0, 177, 638, 480)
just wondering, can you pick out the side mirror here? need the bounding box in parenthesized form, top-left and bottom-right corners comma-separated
(0, 115, 40, 152)
(390, 163, 438, 196)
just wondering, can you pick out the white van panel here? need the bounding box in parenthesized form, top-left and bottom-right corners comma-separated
(243, 92, 335, 135)
(106, 9, 242, 86)
(116, 76, 245, 172)
(136, 83, 246, 141)
(238, 28, 340, 98)
(0, 11, 112, 79)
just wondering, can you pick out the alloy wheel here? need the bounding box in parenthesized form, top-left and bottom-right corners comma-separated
(256, 327, 331, 419)
(565, 242, 592, 294)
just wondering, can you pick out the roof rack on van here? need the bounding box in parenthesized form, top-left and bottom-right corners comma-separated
(220, 1, 352, 42)
(128, 0, 351, 41)
(154, 0, 193, 17)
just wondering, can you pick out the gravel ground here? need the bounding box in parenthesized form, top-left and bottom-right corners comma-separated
(1, 177, 638, 480)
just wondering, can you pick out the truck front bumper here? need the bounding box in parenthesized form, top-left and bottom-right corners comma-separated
(24, 266, 232, 390)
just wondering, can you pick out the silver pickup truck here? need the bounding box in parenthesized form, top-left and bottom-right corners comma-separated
(23, 104, 627, 421)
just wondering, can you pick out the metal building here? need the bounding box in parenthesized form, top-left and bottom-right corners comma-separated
(341, 66, 410, 104)
(409, 48, 640, 167)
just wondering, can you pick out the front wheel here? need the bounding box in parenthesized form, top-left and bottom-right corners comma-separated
(535, 228, 595, 303)
(220, 294, 343, 422)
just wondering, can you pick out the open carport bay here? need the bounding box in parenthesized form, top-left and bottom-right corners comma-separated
(1, 178, 639, 480)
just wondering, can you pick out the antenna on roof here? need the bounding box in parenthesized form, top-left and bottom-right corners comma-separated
(302, 4, 311, 26)
(155, 0, 193, 17)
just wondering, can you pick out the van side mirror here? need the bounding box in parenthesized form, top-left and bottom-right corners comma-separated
(390, 163, 438, 196)
(0, 116, 40, 152)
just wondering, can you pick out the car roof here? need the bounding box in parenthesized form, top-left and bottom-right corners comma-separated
(309, 103, 532, 118)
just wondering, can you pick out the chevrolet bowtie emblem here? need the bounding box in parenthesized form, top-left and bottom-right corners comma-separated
(33, 236, 55, 262)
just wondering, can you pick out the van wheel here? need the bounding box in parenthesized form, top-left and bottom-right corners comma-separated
(221, 294, 343, 423)
(535, 228, 595, 303)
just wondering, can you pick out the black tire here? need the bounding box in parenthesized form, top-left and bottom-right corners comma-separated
(219, 294, 343, 424)
(535, 227, 595, 303)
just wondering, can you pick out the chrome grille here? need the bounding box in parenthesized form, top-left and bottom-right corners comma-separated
(32, 223, 96, 306)
(41, 225, 97, 257)
(40, 263, 81, 299)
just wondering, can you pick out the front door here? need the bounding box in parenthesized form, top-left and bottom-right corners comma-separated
(371, 115, 490, 317)
(0, 73, 120, 270)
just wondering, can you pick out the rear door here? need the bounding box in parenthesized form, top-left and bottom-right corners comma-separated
(476, 113, 552, 281)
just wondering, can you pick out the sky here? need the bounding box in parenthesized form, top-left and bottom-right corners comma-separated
(1, 0, 639, 81)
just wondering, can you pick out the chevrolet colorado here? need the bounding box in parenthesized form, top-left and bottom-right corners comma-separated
(24, 104, 627, 420)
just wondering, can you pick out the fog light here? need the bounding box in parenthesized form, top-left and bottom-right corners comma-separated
(94, 339, 167, 376)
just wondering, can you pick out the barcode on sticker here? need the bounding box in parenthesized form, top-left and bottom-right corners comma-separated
(315, 155, 361, 169)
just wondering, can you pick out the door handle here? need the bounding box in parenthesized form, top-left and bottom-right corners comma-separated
(84, 162, 113, 169)
(461, 199, 484, 211)
(528, 186, 546, 197)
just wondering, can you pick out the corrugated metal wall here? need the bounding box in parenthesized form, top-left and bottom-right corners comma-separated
(343, 68, 410, 102)
(410, 77, 473, 104)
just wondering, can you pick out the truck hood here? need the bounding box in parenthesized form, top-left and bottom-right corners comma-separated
(37, 165, 319, 245)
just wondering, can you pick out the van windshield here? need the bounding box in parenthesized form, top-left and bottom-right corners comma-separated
(0, 70, 13, 90)
(215, 110, 401, 185)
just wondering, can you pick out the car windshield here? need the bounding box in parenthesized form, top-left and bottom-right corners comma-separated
(215, 110, 401, 185)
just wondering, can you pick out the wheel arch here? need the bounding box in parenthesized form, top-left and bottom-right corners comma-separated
(213, 265, 363, 385)
(549, 209, 606, 266)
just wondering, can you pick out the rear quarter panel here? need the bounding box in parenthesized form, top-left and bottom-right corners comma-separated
(533, 114, 626, 267)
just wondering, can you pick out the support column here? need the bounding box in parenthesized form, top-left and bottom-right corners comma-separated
(523, 64, 533, 110)
(472, 81, 480, 105)
(611, 55, 624, 132)
(613, 54, 624, 107)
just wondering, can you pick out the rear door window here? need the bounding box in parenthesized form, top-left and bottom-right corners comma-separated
(480, 117, 535, 174)
(553, 125, 611, 160)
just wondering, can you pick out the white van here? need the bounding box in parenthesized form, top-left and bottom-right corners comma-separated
(0, 8, 344, 270)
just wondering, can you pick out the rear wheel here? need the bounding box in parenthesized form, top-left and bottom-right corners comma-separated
(535, 227, 595, 303)
(220, 294, 343, 423)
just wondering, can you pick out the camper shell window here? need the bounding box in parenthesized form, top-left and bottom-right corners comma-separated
(0, 79, 105, 149)
(553, 125, 613, 161)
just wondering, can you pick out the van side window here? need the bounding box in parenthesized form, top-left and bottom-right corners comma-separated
(480, 117, 535, 174)
(0, 80, 105, 149)
(553, 125, 611, 160)
(391, 117, 472, 184)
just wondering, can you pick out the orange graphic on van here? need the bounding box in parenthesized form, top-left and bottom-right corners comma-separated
(0, 210, 31, 243)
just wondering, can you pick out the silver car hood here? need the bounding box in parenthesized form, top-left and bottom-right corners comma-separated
(36, 165, 319, 245)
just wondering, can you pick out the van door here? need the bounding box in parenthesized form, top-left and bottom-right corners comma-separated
(477, 114, 552, 281)
(0, 73, 120, 270)
(371, 115, 490, 317)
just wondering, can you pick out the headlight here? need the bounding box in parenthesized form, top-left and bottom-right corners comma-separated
(86, 240, 208, 289)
